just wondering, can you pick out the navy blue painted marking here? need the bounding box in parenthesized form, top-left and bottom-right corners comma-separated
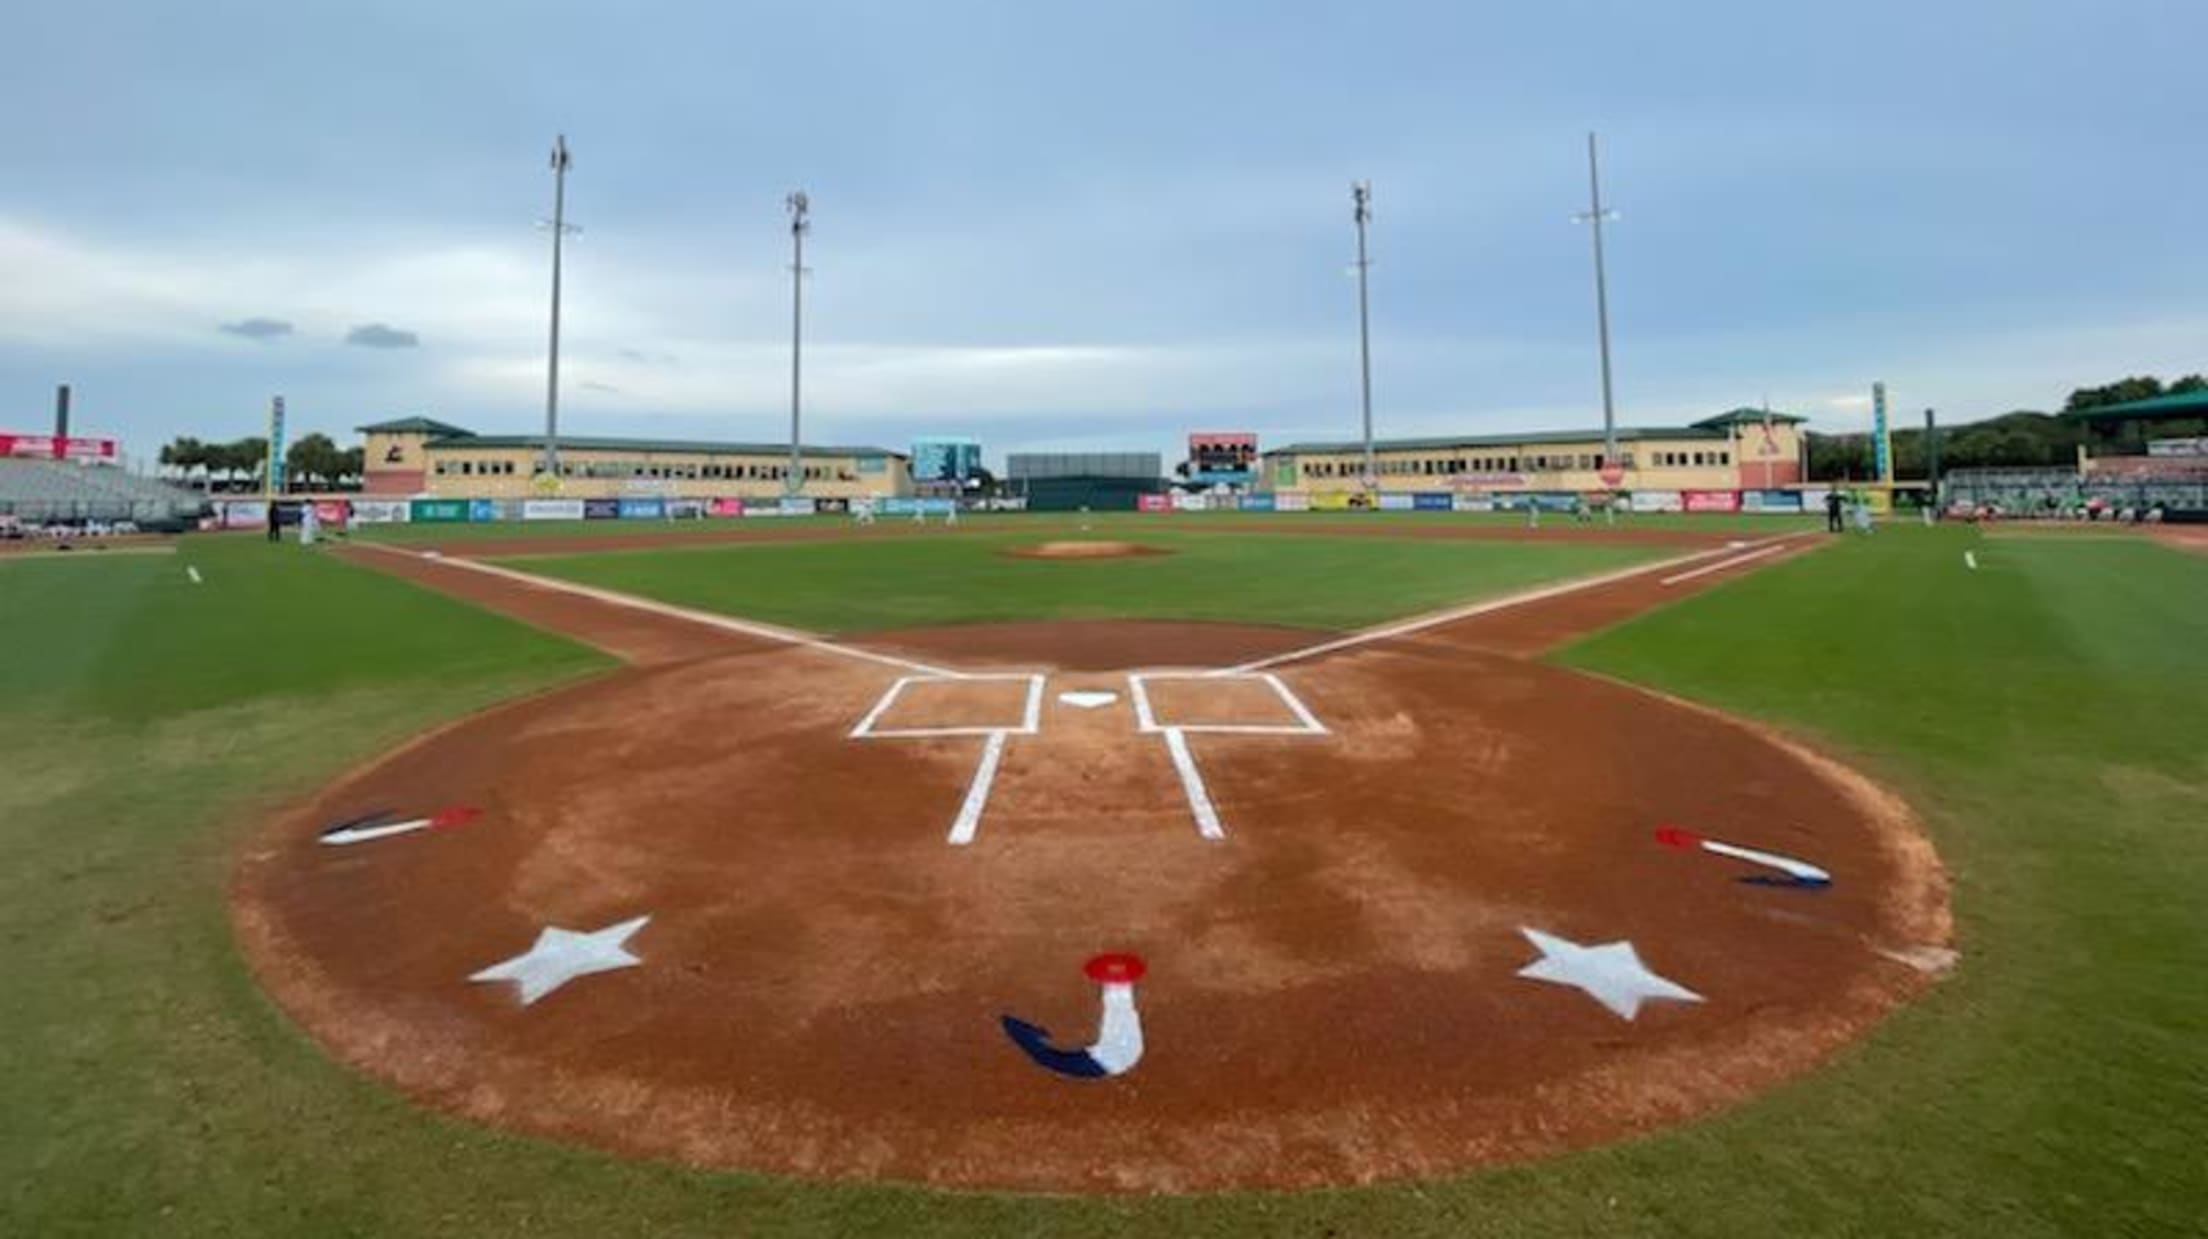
(999, 1015, 1109, 1078)
(1740, 873, 1832, 890)
(319, 809, 400, 839)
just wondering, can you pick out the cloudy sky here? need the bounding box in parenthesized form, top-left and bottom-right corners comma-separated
(4, 1, 2203, 468)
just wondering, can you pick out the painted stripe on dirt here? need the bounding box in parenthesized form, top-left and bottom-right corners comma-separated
(947, 730, 1010, 846)
(1658, 543, 1787, 586)
(1162, 727, 1224, 840)
(357, 541, 960, 677)
(1226, 537, 1793, 674)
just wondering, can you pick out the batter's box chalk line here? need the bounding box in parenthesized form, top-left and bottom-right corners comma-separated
(849, 674, 1044, 845)
(1126, 672, 1330, 841)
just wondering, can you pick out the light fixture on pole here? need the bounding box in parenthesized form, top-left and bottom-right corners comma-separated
(1351, 180, 1376, 493)
(785, 190, 811, 498)
(1574, 132, 1620, 478)
(540, 135, 580, 480)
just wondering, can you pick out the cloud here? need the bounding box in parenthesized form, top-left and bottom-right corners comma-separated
(580, 379, 622, 393)
(219, 317, 293, 341)
(345, 322, 420, 349)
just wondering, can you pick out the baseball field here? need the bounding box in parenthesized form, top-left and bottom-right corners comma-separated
(5, 515, 2204, 1235)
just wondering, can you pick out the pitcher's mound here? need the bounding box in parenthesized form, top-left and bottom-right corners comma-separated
(1005, 540, 1169, 560)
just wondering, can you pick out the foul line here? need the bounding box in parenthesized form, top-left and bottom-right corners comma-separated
(1160, 728, 1225, 840)
(1222, 536, 1794, 674)
(1658, 542, 1787, 586)
(356, 541, 959, 678)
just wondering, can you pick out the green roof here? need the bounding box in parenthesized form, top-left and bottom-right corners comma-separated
(357, 416, 473, 436)
(1267, 427, 1726, 455)
(2065, 390, 2208, 421)
(426, 433, 904, 459)
(1693, 407, 1807, 428)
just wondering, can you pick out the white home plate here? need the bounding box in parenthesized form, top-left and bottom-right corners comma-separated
(1058, 690, 1119, 710)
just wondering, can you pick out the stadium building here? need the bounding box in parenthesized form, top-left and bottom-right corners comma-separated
(358, 417, 912, 500)
(1261, 409, 1807, 494)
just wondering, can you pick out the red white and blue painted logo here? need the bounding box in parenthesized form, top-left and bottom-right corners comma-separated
(1001, 952, 1147, 1079)
(1656, 824, 1830, 889)
(319, 805, 482, 846)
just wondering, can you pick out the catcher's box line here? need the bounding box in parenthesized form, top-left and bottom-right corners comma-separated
(358, 541, 961, 678)
(849, 674, 1047, 845)
(1127, 672, 1330, 840)
(1222, 535, 1797, 675)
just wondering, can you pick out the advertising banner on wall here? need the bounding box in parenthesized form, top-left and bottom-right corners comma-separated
(312, 500, 350, 527)
(1412, 492, 1454, 511)
(1741, 490, 1803, 513)
(708, 498, 746, 517)
(1798, 487, 1832, 513)
(0, 432, 120, 461)
(813, 497, 849, 514)
(409, 498, 469, 523)
(219, 500, 270, 528)
(1238, 493, 1276, 512)
(666, 499, 707, 519)
(468, 499, 499, 523)
(583, 498, 620, 520)
(1682, 490, 1742, 513)
(1377, 493, 1416, 511)
(1310, 491, 1353, 511)
(1135, 493, 1171, 512)
(524, 499, 586, 521)
(778, 497, 817, 517)
(1451, 494, 1494, 512)
(1275, 491, 1310, 512)
(618, 498, 666, 520)
(1631, 490, 1685, 512)
(1171, 491, 1208, 511)
(349, 499, 409, 524)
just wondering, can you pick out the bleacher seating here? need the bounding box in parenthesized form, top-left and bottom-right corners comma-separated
(0, 459, 206, 525)
(1942, 466, 2208, 519)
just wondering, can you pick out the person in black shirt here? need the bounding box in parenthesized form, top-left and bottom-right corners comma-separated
(1824, 489, 1845, 533)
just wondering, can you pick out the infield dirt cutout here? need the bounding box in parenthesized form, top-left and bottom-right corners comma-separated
(236, 545, 1951, 1193)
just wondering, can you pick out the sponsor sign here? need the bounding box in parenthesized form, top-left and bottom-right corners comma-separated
(1275, 490, 1311, 512)
(1135, 493, 1171, 512)
(1872, 381, 1893, 483)
(1631, 490, 1684, 513)
(1377, 493, 1416, 511)
(468, 499, 499, 523)
(409, 498, 470, 523)
(0, 432, 120, 461)
(220, 500, 270, 528)
(1171, 491, 1208, 512)
(709, 498, 746, 517)
(349, 499, 410, 524)
(1741, 489, 1803, 513)
(1451, 494, 1494, 512)
(880, 497, 916, 515)
(313, 499, 350, 527)
(1310, 491, 1354, 511)
(524, 498, 586, 521)
(1683, 490, 1742, 513)
(778, 497, 817, 517)
(583, 498, 620, 520)
(813, 497, 850, 514)
(667, 499, 707, 519)
(1238, 493, 1276, 512)
(1798, 487, 1832, 513)
(2149, 437, 2208, 457)
(1413, 492, 1454, 511)
(618, 498, 666, 520)
(266, 397, 287, 496)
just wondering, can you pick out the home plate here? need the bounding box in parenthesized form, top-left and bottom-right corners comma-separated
(1058, 690, 1119, 709)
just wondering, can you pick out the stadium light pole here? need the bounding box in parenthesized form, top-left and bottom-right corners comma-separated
(1351, 180, 1376, 491)
(541, 135, 578, 479)
(786, 190, 811, 498)
(1574, 132, 1620, 472)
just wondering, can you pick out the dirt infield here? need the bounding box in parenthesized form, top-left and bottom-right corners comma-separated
(1001, 539, 1169, 560)
(235, 536, 1950, 1192)
(2152, 524, 2208, 554)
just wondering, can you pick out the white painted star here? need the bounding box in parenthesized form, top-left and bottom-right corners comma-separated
(1515, 927, 1703, 1021)
(469, 915, 650, 1006)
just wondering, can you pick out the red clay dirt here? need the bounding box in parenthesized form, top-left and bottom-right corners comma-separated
(1001, 539, 1169, 560)
(235, 532, 1948, 1193)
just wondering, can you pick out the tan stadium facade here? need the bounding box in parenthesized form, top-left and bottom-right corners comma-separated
(1261, 409, 1807, 495)
(358, 418, 912, 500)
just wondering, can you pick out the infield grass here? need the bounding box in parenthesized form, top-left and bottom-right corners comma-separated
(496, 529, 1669, 632)
(2, 525, 2203, 1236)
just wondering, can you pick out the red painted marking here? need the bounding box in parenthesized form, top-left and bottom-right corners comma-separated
(429, 805, 483, 830)
(1083, 952, 1146, 984)
(1654, 824, 1704, 850)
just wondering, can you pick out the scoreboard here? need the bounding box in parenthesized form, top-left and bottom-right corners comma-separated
(1189, 432, 1257, 484)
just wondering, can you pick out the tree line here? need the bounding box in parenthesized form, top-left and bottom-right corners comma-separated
(1805, 372, 2208, 481)
(157, 434, 365, 492)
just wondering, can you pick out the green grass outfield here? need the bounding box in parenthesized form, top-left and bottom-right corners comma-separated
(3, 527, 2203, 1236)
(496, 529, 1669, 632)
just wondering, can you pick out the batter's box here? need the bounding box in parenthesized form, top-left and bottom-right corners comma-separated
(849, 674, 1045, 739)
(1127, 672, 1329, 736)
